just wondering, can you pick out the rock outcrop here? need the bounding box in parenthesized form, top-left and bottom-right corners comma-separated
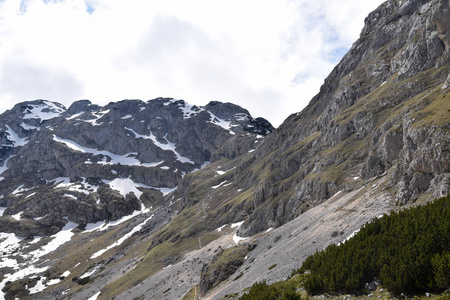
(171, 0, 450, 238)
(0, 1, 449, 299)
(0, 98, 273, 236)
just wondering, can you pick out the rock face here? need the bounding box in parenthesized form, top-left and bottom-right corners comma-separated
(0, 98, 273, 236)
(199, 244, 251, 296)
(0, 1, 449, 300)
(174, 0, 450, 238)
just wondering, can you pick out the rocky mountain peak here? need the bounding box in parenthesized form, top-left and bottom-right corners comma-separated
(183, 0, 449, 237)
(0, 2, 448, 299)
(66, 99, 98, 114)
(0, 98, 273, 237)
(13, 99, 66, 121)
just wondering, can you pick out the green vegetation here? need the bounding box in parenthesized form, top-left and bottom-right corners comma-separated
(181, 285, 198, 300)
(202, 243, 257, 294)
(294, 195, 450, 296)
(234, 272, 244, 281)
(236, 196, 450, 300)
(238, 281, 302, 300)
(206, 245, 249, 276)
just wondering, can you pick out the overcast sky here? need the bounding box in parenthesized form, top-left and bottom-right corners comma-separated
(0, 0, 385, 127)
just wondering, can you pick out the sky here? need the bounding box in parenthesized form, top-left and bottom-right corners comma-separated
(0, 0, 385, 127)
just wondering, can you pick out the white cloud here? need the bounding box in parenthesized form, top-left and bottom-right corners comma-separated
(0, 0, 385, 127)
(1, 60, 83, 103)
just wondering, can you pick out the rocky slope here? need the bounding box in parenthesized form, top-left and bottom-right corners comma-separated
(181, 0, 450, 238)
(0, 0, 448, 299)
(0, 98, 273, 299)
(0, 98, 272, 237)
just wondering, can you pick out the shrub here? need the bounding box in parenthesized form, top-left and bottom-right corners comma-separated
(296, 195, 450, 296)
(239, 281, 301, 300)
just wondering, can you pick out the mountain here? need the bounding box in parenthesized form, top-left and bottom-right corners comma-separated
(0, 0, 449, 299)
(0, 98, 273, 299)
(0, 98, 272, 236)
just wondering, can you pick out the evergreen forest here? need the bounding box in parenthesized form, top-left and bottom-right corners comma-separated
(297, 195, 450, 295)
(239, 195, 450, 299)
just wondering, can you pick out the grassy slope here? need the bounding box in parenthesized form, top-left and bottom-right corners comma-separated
(95, 64, 449, 299)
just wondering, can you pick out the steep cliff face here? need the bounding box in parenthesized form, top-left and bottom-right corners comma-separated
(173, 0, 450, 238)
(0, 1, 448, 299)
(239, 0, 449, 235)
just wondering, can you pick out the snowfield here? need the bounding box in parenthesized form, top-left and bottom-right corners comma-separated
(23, 101, 65, 121)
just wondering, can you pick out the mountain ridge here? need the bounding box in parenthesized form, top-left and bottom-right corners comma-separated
(0, 0, 448, 299)
(0, 98, 273, 237)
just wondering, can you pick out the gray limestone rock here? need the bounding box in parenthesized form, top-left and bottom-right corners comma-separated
(221, 0, 450, 236)
(0, 98, 273, 237)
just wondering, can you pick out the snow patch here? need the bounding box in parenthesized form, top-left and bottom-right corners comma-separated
(87, 291, 101, 300)
(85, 204, 150, 232)
(141, 161, 164, 168)
(208, 112, 235, 135)
(90, 214, 154, 259)
(178, 102, 205, 119)
(20, 122, 39, 130)
(342, 229, 360, 244)
(216, 224, 228, 232)
(200, 161, 210, 169)
(5, 125, 28, 147)
(53, 135, 153, 167)
(233, 233, 248, 244)
(103, 178, 143, 198)
(23, 101, 65, 121)
(80, 265, 101, 279)
(25, 192, 36, 199)
(84, 221, 107, 232)
(125, 128, 195, 164)
(231, 221, 244, 229)
(331, 191, 342, 198)
(29, 220, 77, 258)
(33, 215, 47, 221)
(121, 114, 133, 119)
(11, 211, 23, 220)
(79, 109, 109, 126)
(54, 177, 99, 195)
(0, 257, 18, 269)
(28, 277, 47, 294)
(155, 187, 177, 196)
(231, 221, 248, 245)
(66, 112, 84, 120)
(63, 194, 77, 200)
(47, 278, 61, 285)
(231, 221, 248, 244)
(0, 220, 76, 299)
(212, 181, 227, 189)
(11, 185, 29, 196)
